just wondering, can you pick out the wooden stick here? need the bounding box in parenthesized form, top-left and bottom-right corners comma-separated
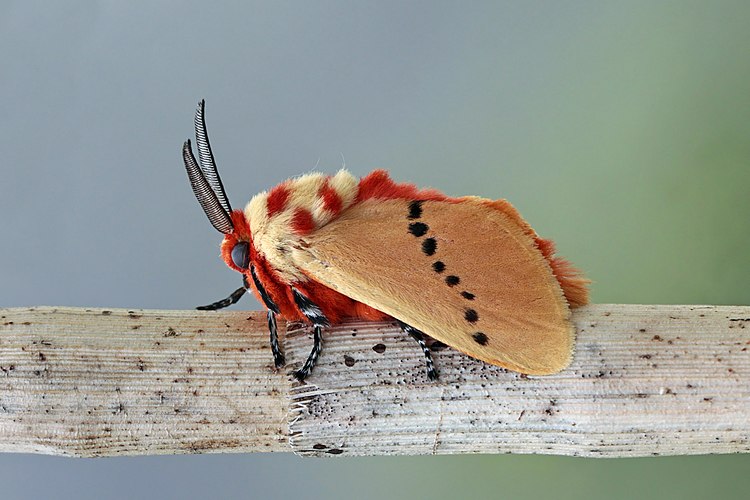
(0, 305, 748, 457)
(0, 307, 289, 456)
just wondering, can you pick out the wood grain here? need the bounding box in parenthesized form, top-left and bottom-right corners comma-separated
(0, 304, 748, 457)
(0, 307, 289, 456)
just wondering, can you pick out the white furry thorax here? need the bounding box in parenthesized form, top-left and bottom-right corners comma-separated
(244, 169, 358, 283)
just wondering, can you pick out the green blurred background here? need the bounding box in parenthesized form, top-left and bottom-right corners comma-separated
(1, 1, 748, 499)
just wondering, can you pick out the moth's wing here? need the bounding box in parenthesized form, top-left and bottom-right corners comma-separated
(291, 198, 575, 375)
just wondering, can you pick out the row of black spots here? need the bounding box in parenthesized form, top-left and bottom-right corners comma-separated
(407, 205, 438, 261)
(406, 203, 438, 257)
(406, 201, 482, 343)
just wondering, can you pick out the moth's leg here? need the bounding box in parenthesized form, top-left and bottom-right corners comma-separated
(267, 310, 284, 368)
(196, 287, 246, 310)
(246, 267, 288, 368)
(292, 324, 323, 381)
(291, 287, 329, 380)
(398, 321, 438, 380)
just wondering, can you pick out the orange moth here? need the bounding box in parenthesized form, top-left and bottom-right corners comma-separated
(183, 100, 589, 380)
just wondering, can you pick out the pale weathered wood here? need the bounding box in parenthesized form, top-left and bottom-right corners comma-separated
(0, 307, 290, 456)
(289, 304, 750, 457)
(0, 305, 748, 457)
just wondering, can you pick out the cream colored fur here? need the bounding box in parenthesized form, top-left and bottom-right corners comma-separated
(244, 170, 359, 283)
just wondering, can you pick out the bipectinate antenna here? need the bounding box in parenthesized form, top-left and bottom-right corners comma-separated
(182, 138, 234, 234)
(194, 99, 232, 214)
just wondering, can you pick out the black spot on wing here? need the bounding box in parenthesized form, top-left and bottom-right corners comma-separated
(461, 291, 475, 300)
(408, 222, 429, 237)
(422, 238, 437, 256)
(432, 261, 445, 273)
(464, 309, 479, 323)
(472, 332, 488, 345)
(407, 200, 423, 219)
(445, 275, 460, 287)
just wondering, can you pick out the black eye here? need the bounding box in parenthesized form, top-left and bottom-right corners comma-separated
(231, 241, 250, 269)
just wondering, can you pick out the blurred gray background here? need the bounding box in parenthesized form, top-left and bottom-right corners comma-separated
(1, 1, 749, 499)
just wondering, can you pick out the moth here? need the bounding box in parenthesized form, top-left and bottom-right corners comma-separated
(183, 100, 589, 381)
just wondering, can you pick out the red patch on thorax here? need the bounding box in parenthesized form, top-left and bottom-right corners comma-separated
(318, 179, 343, 215)
(291, 208, 315, 235)
(266, 183, 291, 217)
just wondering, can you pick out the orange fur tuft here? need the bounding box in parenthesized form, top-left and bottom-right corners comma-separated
(546, 254, 590, 308)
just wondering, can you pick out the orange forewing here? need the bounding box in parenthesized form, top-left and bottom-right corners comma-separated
(291, 197, 577, 375)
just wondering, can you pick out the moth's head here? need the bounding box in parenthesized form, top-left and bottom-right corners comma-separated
(182, 99, 254, 277)
(219, 210, 255, 274)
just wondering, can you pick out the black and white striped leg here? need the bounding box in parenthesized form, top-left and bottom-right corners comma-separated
(267, 310, 285, 368)
(196, 286, 247, 310)
(293, 324, 323, 381)
(248, 267, 289, 368)
(197, 275, 252, 311)
(398, 321, 438, 380)
(291, 287, 329, 381)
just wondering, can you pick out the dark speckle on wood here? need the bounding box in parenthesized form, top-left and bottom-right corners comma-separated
(430, 341, 447, 352)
